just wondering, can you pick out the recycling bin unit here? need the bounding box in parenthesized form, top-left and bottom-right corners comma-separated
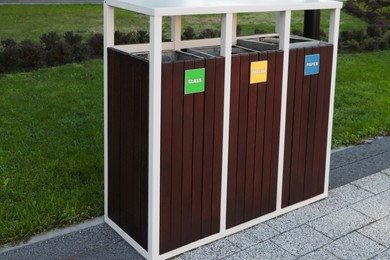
(104, 1, 342, 259)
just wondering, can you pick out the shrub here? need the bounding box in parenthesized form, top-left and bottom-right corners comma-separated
(40, 32, 61, 50)
(137, 30, 149, 43)
(45, 41, 73, 66)
(198, 28, 220, 39)
(367, 24, 383, 37)
(182, 26, 197, 40)
(254, 28, 267, 34)
(345, 0, 365, 17)
(340, 29, 366, 42)
(1, 44, 22, 72)
(64, 31, 82, 46)
(114, 30, 128, 45)
(236, 25, 242, 36)
(19, 40, 43, 70)
(1, 38, 17, 48)
(72, 43, 90, 62)
(292, 29, 304, 36)
(88, 33, 103, 57)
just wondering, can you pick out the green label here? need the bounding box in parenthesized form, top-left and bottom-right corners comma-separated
(184, 68, 205, 95)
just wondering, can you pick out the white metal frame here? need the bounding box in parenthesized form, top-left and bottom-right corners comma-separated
(103, 1, 342, 259)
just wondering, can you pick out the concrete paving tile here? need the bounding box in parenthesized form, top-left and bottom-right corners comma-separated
(226, 223, 279, 249)
(298, 248, 339, 260)
(224, 240, 295, 260)
(271, 225, 332, 256)
(382, 167, 390, 176)
(350, 190, 390, 220)
(72, 241, 145, 260)
(324, 232, 385, 260)
(372, 249, 390, 260)
(358, 216, 390, 247)
(267, 196, 348, 233)
(329, 183, 373, 204)
(352, 172, 390, 194)
(0, 224, 113, 260)
(174, 238, 240, 260)
(307, 207, 374, 239)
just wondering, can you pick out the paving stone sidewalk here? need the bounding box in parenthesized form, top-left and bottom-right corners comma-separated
(1, 137, 390, 259)
(175, 167, 390, 260)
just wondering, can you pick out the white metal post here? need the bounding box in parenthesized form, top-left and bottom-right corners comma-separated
(148, 15, 163, 260)
(104, 2, 114, 221)
(275, 11, 281, 33)
(276, 10, 291, 211)
(324, 8, 341, 195)
(171, 16, 182, 50)
(232, 13, 237, 44)
(220, 13, 233, 233)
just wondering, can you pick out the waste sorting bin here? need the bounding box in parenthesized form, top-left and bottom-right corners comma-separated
(104, 1, 342, 259)
(108, 48, 226, 253)
(238, 36, 334, 208)
(186, 45, 283, 228)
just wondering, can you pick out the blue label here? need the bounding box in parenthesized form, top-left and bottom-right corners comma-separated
(304, 54, 320, 76)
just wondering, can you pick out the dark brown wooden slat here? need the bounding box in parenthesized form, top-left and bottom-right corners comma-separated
(138, 58, 149, 250)
(171, 60, 184, 249)
(160, 62, 173, 254)
(236, 53, 250, 224)
(108, 49, 121, 223)
(211, 57, 224, 234)
(120, 52, 138, 238)
(304, 47, 320, 200)
(289, 48, 305, 205)
(252, 52, 267, 217)
(202, 58, 216, 237)
(244, 52, 259, 221)
(226, 55, 241, 229)
(295, 47, 312, 203)
(310, 45, 327, 198)
(282, 49, 297, 208)
(182, 60, 195, 245)
(191, 59, 205, 241)
(317, 45, 333, 195)
(261, 51, 276, 215)
(269, 50, 283, 212)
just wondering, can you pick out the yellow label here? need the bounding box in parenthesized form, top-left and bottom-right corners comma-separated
(250, 60, 268, 84)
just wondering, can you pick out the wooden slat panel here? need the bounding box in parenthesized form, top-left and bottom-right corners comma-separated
(236, 53, 250, 224)
(171, 61, 184, 249)
(191, 59, 205, 241)
(244, 52, 259, 222)
(282, 49, 297, 208)
(160, 62, 173, 254)
(211, 57, 224, 234)
(108, 49, 121, 224)
(317, 45, 333, 195)
(289, 48, 305, 205)
(269, 50, 283, 212)
(182, 60, 195, 245)
(304, 47, 320, 200)
(138, 57, 149, 250)
(252, 52, 267, 218)
(226, 55, 241, 228)
(120, 52, 138, 239)
(261, 51, 276, 215)
(295, 47, 312, 203)
(202, 58, 216, 237)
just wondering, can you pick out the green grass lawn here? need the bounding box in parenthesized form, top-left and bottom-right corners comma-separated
(333, 50, 390, 147)
(0, 4, 388, 246)
(0, 60, 103, 244)
(0, 5, 367, 42)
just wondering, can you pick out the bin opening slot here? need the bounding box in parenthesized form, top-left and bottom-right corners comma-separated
(185, 45, 253, 58)
(133, 50, 201, 62)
